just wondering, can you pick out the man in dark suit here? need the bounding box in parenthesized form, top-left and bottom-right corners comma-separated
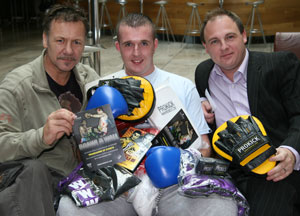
(195, 8, 300, 216)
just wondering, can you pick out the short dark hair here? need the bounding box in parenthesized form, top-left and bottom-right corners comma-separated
(200, 8, 244, 43)
(42, 4, 89, 37)
(116, 13, 156, 41)
(132, 130, 142, 136)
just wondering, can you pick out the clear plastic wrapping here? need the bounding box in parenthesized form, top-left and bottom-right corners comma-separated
(177, 149, 250, 216)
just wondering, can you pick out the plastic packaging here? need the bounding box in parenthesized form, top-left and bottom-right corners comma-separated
(58, 162, 141, 207)
(127, 174, 160, 216)
(177, 149, 250, 216)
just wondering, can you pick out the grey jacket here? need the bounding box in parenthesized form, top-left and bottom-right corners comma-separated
(0, 50, 99, 176)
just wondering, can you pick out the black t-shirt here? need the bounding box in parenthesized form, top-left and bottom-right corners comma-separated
(46, 71, 83, 113)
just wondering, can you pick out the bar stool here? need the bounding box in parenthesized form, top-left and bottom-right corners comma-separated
(116, 0, 127, 24)
(182, 2, 204, 44)
(74, 0, 81, 8)
(154, 1, 176, 42)
(219, 0, 224, 8)
(245, 0, 266, 48)
(81, 45, 101, 76)
(99, 0, 114, 36)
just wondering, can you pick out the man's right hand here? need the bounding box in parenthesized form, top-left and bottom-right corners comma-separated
(43, 109, 77, 146)
(267, 147, 296, 182)
(201, 100, 215, 124)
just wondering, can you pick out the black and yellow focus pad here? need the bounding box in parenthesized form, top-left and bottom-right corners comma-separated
(212, 115, 276, 174)
(116, 76, 155, 122)
(87, 76, 155, 122)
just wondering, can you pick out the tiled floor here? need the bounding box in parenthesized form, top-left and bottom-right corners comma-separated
(0, 25, 274, 82)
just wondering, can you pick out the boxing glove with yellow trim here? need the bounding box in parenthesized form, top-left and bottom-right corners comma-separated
(212, 115, 276, 174)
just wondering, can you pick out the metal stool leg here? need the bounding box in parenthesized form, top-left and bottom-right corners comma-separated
(104, 3, 114, 35)
(257, 9, 266, 44)
(99, 1, 114, 36)
(155, 6, 163, 30)
(117, 1, 127, 25)
(219, 0, 224, 8)
(161, 6, 170, 42)
(99, 2, 105, 33)
(164, 8, 176, 42)
(74, 0, 80, 8)
(182, 8, 194, 43)
(248, 5, 256, 48)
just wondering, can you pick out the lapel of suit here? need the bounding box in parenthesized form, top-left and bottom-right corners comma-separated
(247, 51, 263, 116)
(196, 59, 214, 96)
(204, 60, 215, 93)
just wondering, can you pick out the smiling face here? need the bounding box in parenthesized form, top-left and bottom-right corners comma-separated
(115, 24, 158, 77)
(43, 20, 86, 75)
(203, 15, 247, 77)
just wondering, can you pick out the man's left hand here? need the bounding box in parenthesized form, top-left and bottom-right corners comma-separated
(266, 147, 296, 182)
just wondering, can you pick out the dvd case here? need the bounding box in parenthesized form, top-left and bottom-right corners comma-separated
(117, 127, 155, 172)
(72, 104, 125, 171)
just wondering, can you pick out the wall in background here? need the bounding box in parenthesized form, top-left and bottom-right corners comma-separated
(57, 0, 300, 37)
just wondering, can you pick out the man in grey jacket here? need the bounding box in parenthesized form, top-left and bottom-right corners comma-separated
(0, 4, 99, 215)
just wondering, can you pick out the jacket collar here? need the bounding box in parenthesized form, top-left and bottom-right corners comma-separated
(31, 49, 49, 91)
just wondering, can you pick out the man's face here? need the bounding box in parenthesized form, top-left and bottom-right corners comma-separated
(203, 15, 247, 75)
(115, 24, 158, 77)
(131, 132, 141, 140)
(43, 20, 85, 73)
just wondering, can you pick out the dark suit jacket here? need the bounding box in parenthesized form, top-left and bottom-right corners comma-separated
(195, 51, 300, 153)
